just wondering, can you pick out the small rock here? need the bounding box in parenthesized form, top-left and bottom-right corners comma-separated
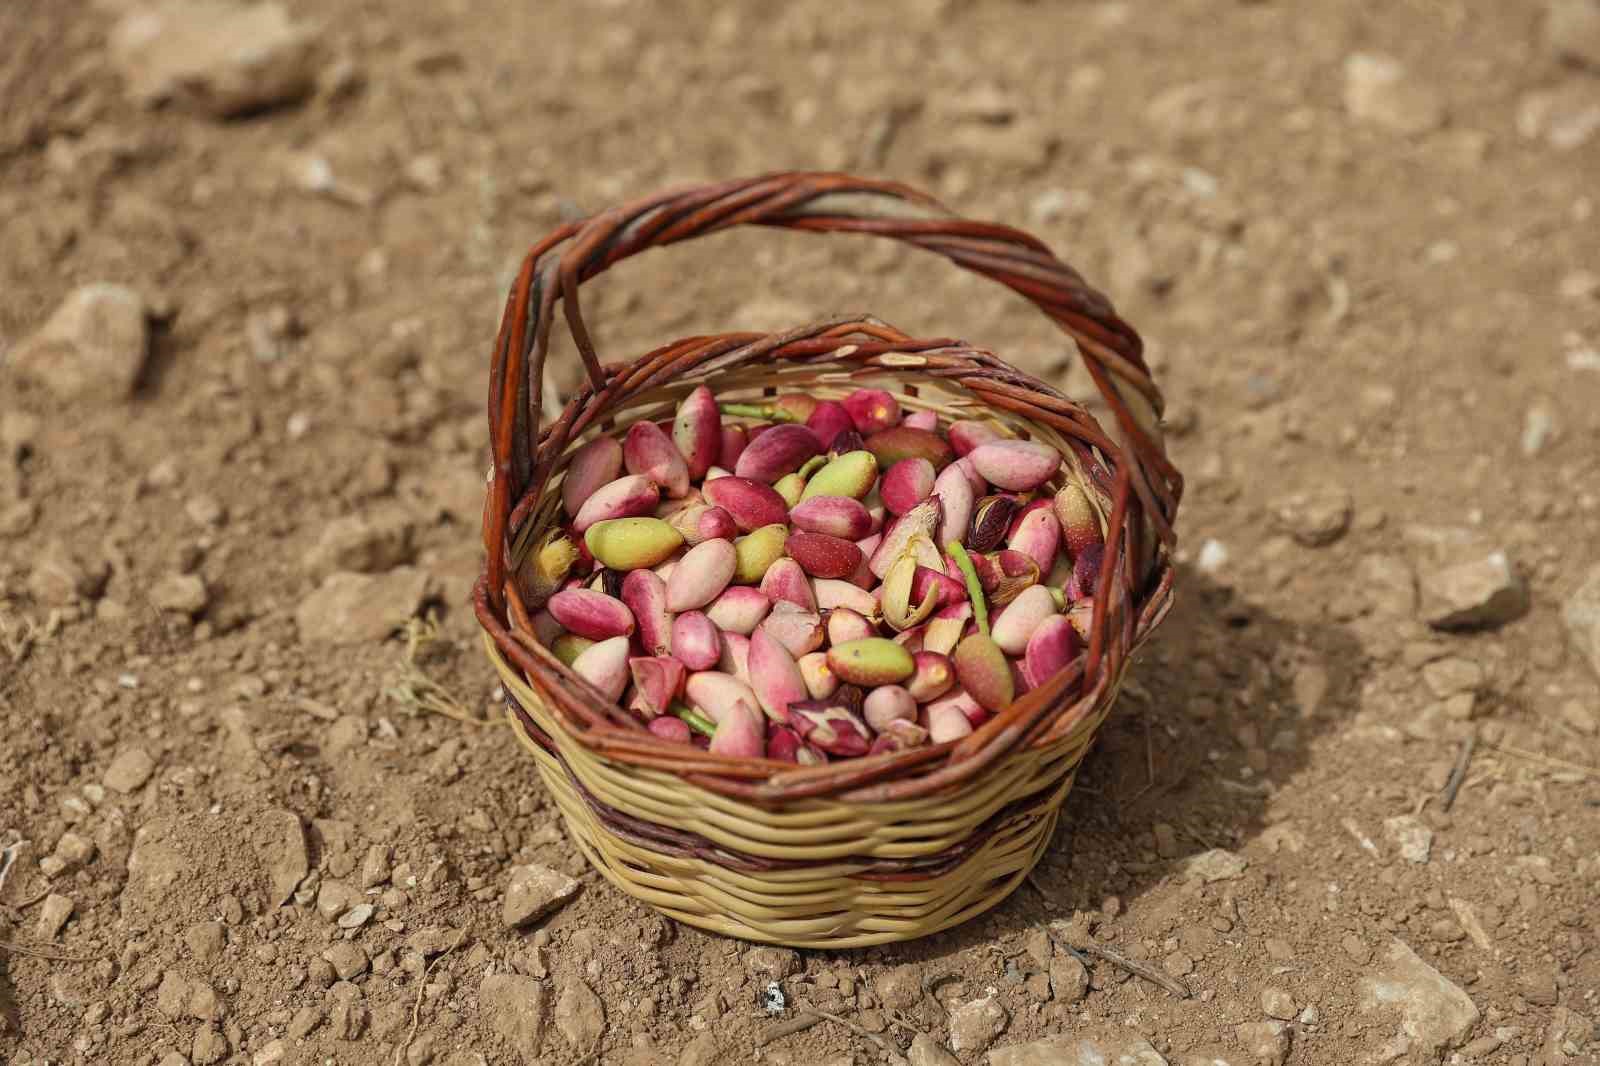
(988, 1034, 1168, 1066)
(192, 1026, 229, 1066)
(360, 844, 393, 888)
(1544, 0, 1600, 66)
(253, 1039, 287, 1066)
(316, 879, 361, 920)
(501, 864, 580, 929)
(1357, 554, 1418, 618)
(185, 921, 226, 961)
(1235, 1020, 1292, 1066)
(303, 512, 416, 578)
(744, 946, 801, 980)
(1517, 82, 1600, 150)
(1182, 848, 1247, 883)
(150, 573, 209, 615)
(0, 500, 38, 538)
(9, 283, 149, 401)
(1359, 938, 1480, 1058)
(555, 980, 605, 1049)
(157, 970, 190, 1018)
(1195, 538, 1229, 576)
(186, 494, 226, 527)
(110, 1, 323, 118)
(876, 964, 923, 1010)
(1164, 951, 1194, 977)
(37, 894, 74, 939)
(295, 568, 432, 645)
(104, 748, 157, 793)
(1562, 565, 1600, 680)
(948, 996, 1008, 1055)
(1344, 53, 1444, 134)
(1519, 969, 1559, 1006)
(1419, 551, 1530, 630)
(1272, 487, 1352, 547)
(338, 902, 375, 930)
(1261, 987, 1297, 1020)
(51, 832, 95, 870)
(409, 926, 465, 957)
(29, 540, 109, 605)
(322, 942, 368, 981)
(258, 810, 309, 906)
(906, 1032, 961, 1066)
(288, 1005, 323, 1038)
(1049, 954, 1089, 1003)
(1264, 938, 1295, 963)
(1342, 933, 1372, 964)
(1383, 816, 1434, 864)
(480, 974, 546, 1063)
(327, 981, 367, 1040)
(1421, 657, 1484, 698)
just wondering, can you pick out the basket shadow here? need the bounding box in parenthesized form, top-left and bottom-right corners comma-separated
(840, 563, 1366, 969)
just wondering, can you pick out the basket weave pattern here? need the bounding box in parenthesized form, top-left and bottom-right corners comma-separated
(474, 172, 1181, 946)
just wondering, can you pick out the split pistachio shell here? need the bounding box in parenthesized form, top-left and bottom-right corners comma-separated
(1066, 597, 1095, 642)
(671, 611, 720, 671)
(789, 495, 872, 539)
(991, 584, 1059, 656)
(798, 651, 840, 699)
(869, 498, 944, 579)
(708, 702, 765, 758)
(922, 603, 971, 656)
(733, 524, 788, 584)
(903, 409, 939, 432)
(666, 538, 737, 612)
(826, 607, 875, 646)
(967, 494, 1019, 553)
(880, 554, 940, 632)
(572, 636, 630, 701)
(584, 517, 684, 571)
(800, 450, 878, 501)
(925, 692, 977, 742)
(685, 671, 760, 724)
(705, 585, 772, 635)
(1067, 542, 1105, 601)
(734, 423, 824, 483)
(969, 549, 1041, 606)
(548, 588, 635, 640)
(828, 427, 865, 454)
(628, 656, 686, 717)
(1007, 500, 1062, 574)
(814, 578, 878, 615)
(881, 457, 937, 516)
(759, 557, 817, 611)
(772, 471, 806, 507)
(948, 420, 1003, 457)
(863, 425, 953, 471)
(748, 628, 808, 722)
(953, 633, 1013, 711)
(870, 718, 930, 754)
(704, 466, 731, 481)
(843, 388, 901, 434)
(805, 401, 854, 448)
(718, 425, 748, 470)
(907, 650, 955, 702)
(551, 633, 594, 667)
(785, 530, 863, 579)
(932, 461, 976, 549)
(760, 603, 825, 657)
(561, 435, 624, 517)
(624, 420, 691, 498)
(863, 685, 916, 731)
(718, 631, 751, 682)
(1053, 482, 1104, 556)
(827, 638, 915, 686)
(672, 385, 721, 481)
(1023, 614, 1080, 689)
(969, 440, 1061, 492)
(572, 474, 660, 533)
(789, 699, 873, 756)
(621, 569, 672, 656)
(702, 476, 789, 532)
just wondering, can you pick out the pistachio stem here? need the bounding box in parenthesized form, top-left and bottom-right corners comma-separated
(718, 402, 795, 422)
(671, 704, 718, 737)
(946, 541, 989, 637)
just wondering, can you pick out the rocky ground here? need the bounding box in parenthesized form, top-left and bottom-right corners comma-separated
(3, 1, 1600, 1064)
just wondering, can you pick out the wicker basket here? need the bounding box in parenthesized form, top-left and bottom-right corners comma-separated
(473, 172, 1181, 948)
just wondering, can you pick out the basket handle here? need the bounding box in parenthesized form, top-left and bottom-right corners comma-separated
(486, 172, 1179, 606)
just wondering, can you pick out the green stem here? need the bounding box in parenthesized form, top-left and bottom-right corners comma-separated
(946, 541, 990, 637)
(717, 402, 796, 422)
(672, 704, 718, 737)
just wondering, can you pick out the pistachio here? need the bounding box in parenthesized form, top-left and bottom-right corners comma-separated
(785, 530, 863, 580)
(827, 638, 915, 687)
(813, 578, 878, 615)
(733, 524, 788, 584)
(970, 549, 1041, 606)
(672, 385, 721, 481)
(952, 634, 1013, 712)
(880, 554, 940, 632)
(797, 651, 840, 699)
(758, 557, 817, 611)
(881, 457, 937, 516)
(869, 496, 943, 578)
(670, 611, 721, 671)
(948, 420, 1004, 457)
(718, 631, 751, 681)
(991, 584, 1059, 656)
(547, 588, 635, 640)
(621, 569, 672, 656)
(863, 425, 953, 471)
(561, 435, 624, 517)
(1007, 500, 1062, 574)
(789, 699, 873, 756)
(584, 517, 684, 571)
(572, 474, 661, 533)
(804, 400, 855, 450)
(843, 388, 901, 434)
(747, 628, 808, 722)
(1022, 615, 1079, 690)
(708, 704, 765, 759)
(862, 685, 916, 731)
(760, 603, 825, 658)
(734, 424, 824, 484)
(1067, 542, 1105, 601)
(869, 718, 930, 755)
(828, 428, 866, 455)
(1052, 482, 1104, 557)
(550, 633, 594, 667)
(799, 450, 878, 501)
(926, 691, 979, 742)
(789, 495, 873, 540)
(701, 476, 789, 532)
(685, 671, 760, 725)
(648, 716, 691, 744)
(903, 410, 939, 432)
(922, 602, 971, 657)
(907, 650, 955, 703)
(624, 420, 691, 498)
(718, 425, 748, 470)
(571, 636, 631, 701)
(967, 494, 1019, 553)
(665, 538, 737, 612)
(772, 394, 818, 423)
(969, 440, 1061, 492)
(765, 724, 805, 762)
(912, 565, 967, 608)
(825, 607, 875, 646)
(932, 460, 976, 549)
(628, 656, 686, 718)
(704, 585, 772, 635)
(772, 471, 807, 507)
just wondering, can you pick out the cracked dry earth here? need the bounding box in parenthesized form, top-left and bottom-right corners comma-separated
(3, 1, 1600, 1065)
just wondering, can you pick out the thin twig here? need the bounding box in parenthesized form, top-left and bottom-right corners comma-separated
(806, 1007, 909, 1066)
(1047, 928, 1190, 1000)
(394, 930, 466, 1065)
(1487, 742, 1597, 779)
(1441, 735, 1476, 812)
(0, 941, 100, 963)
(0, 840, 25, 899)
(755, 1011, 822, 1047)
(389, 618, 500, 729)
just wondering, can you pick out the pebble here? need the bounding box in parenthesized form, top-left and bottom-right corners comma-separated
(360, 844, 393, 888)
(29, 540, 109, 605)
(1343, 53, 1444, 134)
(150, 573, 210, 615)
(1519, 969, 1559, 1006)
(51, 832, 95, 870)
(185, 921, 226, 961)
(1359, 938, 1480, 1057)
(191, 1026, 229, 1065)
(1517, 83, 1600, 150)
(1419, 551, 1529, 630)
(743, 946, 801, 980)
(288, 1005, 323, 1038)
(1164, 950, 1194, 977)
(316, 879, 362, 920)
(1421, 657, 1484, 698)
(1181, 848, 1248, 883)
(1544, 0, 1600, 66)
(479, 973, 547, 1061)
(9, 283, 149, 401)
(302, 512, 416, 578)
(1261, 987, 1297, 1020)
(37, 893, 74, 939)
(907, 1032, 961, 1066)
(1235, 1020, 1292, 1066)
(260, 810, 308, 906)
(555, 979, 606, 1049)
(1195, 538, 1229, 576)
(1342, 933, 1372, 964)
(327, 981, 367, 1039)
(338, 903, 375, 930)
(987, 1034, 1167, 1066)
(253, 1039, 287, 1066)
(501, 863, 581, 929)
(104, 748, 157, 793)
(948, 996, 1008, 1055)
(1561, 565, 1600, 680)
(1272, 487, 1352, 547)
(294, 568, 432, 645)
(110, 1, 322, 118)
(1049, 955, 1090, 1003)
(186, 494, 225, 527)
(1383, 815, 1434, 864)
(408, 926, 466, 957)
(875, 964, 923, 1010)
(322, 942, 369, 981)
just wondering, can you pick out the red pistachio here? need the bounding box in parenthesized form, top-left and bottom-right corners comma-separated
(628, 656, 686, 718)
(758, 557, 817, 612)
(785, 530, 864, 580)
(804, 401, 855, 450)
(969, 440, 1061, 492)
(734, 423, 824, 484)
(881, 458, 937, 516)
(789, 699, 873, 756)
(718, 424, 748, 470)
(863, 425, 953, 471)
(672, 385, 721, 481)
(572, 474, 660, 533)
(548, 588, 635, 640)
(907, 651, 955, 702)
(671, 610, 720, 671)
(789, 495, 873, 540)
(903, 410, 939, 432)
(561, 435, 624, 519)
(953, 633, 1014, 712)
(843, 388, 901, 434)
(701, 476, 789, 532)
(948, 420, 1003, 457)
(621, 569, 672, 656)
(624, 420, 691, 498)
